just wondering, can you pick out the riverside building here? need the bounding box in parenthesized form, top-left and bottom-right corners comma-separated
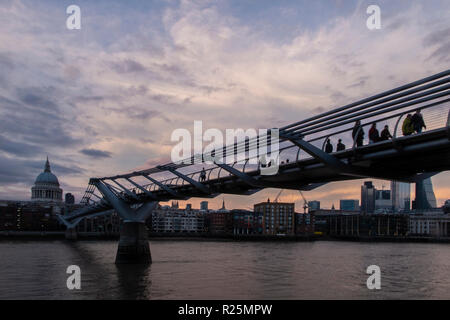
(254, 199, 295, 235)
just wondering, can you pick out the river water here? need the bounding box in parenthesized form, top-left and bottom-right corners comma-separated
(0, 240, 449, 299)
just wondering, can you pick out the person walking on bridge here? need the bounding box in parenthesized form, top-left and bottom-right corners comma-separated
(380, 125, 393, 141)
(325, 139, 333, 153)
(368, 123, 379, 144)
(402, 114, 414, 136)
(336, 139, 346, 151)
(411, 109, 426, 134)
(200, 167, 206, 182)
(352, 120, 364, 147)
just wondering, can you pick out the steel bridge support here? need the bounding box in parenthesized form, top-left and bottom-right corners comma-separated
(57, 215, 83, 240)
(93, 179, 158, 264)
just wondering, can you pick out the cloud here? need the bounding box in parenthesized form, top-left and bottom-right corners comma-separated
(0, 52, 14, 71)
(0, 155, 83, 185)
(110, 59, 146, 73)
(0, 135, 40, 157)
(0, 89, 81, 148)
(80, 148, 113, 158)
(16, 87, 59, 111)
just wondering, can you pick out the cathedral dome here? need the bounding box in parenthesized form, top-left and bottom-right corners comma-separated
(34, 158, 60, 186)
(35, 172, 60, 185)
(31, 157, 63, 202)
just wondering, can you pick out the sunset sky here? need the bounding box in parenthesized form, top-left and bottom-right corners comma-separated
(0, 0, 449, 210)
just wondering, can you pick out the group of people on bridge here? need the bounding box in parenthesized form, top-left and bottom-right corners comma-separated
(401, 109, 427, 135)
(325, 109, 427, 153)
(195, 109, 428, 180)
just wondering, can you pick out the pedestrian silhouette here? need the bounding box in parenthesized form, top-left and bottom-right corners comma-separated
(402, 114, 414, 136)
(368, 123, 379, 144)
(325, 139, 333, 153)
(380, 125, 392, 141)
(336, 139, 346, 151)
(411, 109, 426, 133)
(200, 167, 206, 182)
(352, 120, 364, 147)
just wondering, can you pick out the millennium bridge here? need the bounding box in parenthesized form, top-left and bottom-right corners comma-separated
(58, 70, 450, 264)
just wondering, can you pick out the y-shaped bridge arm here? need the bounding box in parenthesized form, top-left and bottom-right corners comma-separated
(157, 166, 211, 194)
(57, 209, 115, 229)
(110, 179, 139, 200)
(93, 179, 157, 222)
(280, 132, 351, 173)
(141, 174, 186, 199)
(125, 177, 157, 200)
(281, 132, 384, 178)
(94, 179, 135, 220)
(215, 163, 261, 187)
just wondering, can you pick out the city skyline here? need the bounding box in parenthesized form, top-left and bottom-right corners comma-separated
(0, 0, 449, 208)
(7, 155, 444, 212)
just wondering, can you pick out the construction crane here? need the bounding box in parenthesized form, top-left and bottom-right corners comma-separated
(274, 189, 284, 203)
(298, 190, 309, 214)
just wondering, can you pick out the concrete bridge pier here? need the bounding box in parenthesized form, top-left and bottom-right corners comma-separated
(65, 227, 78, 240)
(115, 221, 151, 264)
(92, 179, 159, 264)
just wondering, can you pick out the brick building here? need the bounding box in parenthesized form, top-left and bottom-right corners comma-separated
(254, 199, 295, 235)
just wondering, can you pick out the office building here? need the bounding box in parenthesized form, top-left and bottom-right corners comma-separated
(295, 212, 315, 234)
(340, 199, 359, 212)
(409, 211, 450, 237)
(314, 212, 409, 237)
(254, 200, 295, 235)
(414, 178, 437, 210)
(375, 189, 391, 211)
(206, 202, 232, 234)
(200, 201, 208, 211)
(391, 181, 411, 212)
(231, 209, 263, 235)
(151, 206, 206, 233)
(308, 201, 320, 211)
(361, 181, 375, 214)
(0, 200, 63, 231)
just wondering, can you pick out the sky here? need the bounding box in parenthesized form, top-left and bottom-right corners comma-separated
(0, 0, 449, 210)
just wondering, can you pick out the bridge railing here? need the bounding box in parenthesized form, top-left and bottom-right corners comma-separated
(305, 99, 450, 156)
(153, 70, 450, 174)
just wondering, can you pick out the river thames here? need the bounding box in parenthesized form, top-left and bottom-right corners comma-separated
(0, 240, 449, 299)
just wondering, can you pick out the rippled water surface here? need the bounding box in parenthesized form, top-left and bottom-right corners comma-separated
(0, 240, 449, 299)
